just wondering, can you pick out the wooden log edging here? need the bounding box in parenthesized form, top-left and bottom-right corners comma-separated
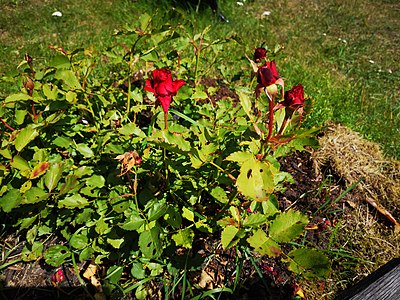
(335, 258, 400, 300)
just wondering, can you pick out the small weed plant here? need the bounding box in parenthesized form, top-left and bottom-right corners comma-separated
(0, 14, 330, 298)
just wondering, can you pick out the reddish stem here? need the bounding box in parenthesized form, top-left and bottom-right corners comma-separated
(164, 111, 169, 130)
(266, 96, 274, 141)
(0, 117, 14, 132)
(31, 101, 37, 120)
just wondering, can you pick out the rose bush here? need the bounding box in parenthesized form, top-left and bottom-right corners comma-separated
(0, 15, 326, 298)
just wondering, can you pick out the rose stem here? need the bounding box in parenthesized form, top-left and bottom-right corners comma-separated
(164, 111, 169, 131)
(266, 91, 274, 141)
(0, 117, 15, 132)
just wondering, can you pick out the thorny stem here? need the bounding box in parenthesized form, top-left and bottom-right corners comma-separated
(0, 117, 15, 132)
(266, 90, 274, 141)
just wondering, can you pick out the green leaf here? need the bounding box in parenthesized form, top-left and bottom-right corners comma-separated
(4, 92, 32, 103)
(20, 242, 43, 262)
(43, 83, 59, 100)
(119, 212, 145, 231)
(261, 195, 279, 217)
(15, 109, 27, 125)
(107, 237, 125, 249)
(182, 207, 194, 222)
(17, 215, 38, 230)
(59, 175, 80, 195)
(229, 206, 240, 223)
(285, 248, 331, 279)
(269, 210, 308, 243)
(151, 130, 191, 152)
(58, 194, 89, 209)
(55, 69, 82, 89)
(66, 91, 77, 103)
(95, 217, 111, 234)
(0, 189, 23, 212)
(79, 247, 94, 261)
(86, 175, 105, 188)
(106, 265, 124, 284)
(237, 89, 253, 119)
(139, 13, 152, 31)
(195, 220, 213, 233)
(45, 162, 65, 192)
(147, 201, 168, 221)
(70, 231, 88, 250)
(139, 227, 162, 258)
(44, 245, 71, 267)
(49, 54, 71, 69)
(131, 262, 146, 279)
(75, 208, 94, 224)
(247, 229, 281, 257)
(0, 147, 12, 159)
(15, 126, 39, 152)
(119, 123, 146, 137)
(164, 207, 182, 229)
(53, 136, 73, 148)
(23, 187, 48, 204)
(76, 143, 94, 158)
(225, 151, 254, 163)
(172, 228, 194, 249)
(242, 213, 269, 228)
(221, 225, 239, 250)
(10, 155, 30, 172)
(236, 157, 275, 202)
(209, 186, 229, 204)
(191, 89, 208, 100)
(188, 148, 206, 169)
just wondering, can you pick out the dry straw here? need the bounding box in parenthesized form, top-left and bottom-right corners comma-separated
(313, 123, 400, 231)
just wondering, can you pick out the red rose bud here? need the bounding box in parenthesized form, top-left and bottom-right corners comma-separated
(24, 76, 34, 90)
(144, 68, 185, 113)
(275, 84, 305, 110)
(51, 269, 65, 284)
(256, 61, 280, 88)
(24, 53, 33, 65)
(254, 47, 267, 63)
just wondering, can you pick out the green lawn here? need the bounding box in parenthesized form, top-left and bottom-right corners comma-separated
(1, 0, 399, 158)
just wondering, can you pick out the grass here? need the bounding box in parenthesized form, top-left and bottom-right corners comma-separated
(1, 0, 399, 158)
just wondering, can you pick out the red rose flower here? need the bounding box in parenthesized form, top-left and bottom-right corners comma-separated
(275, 84, 305, 111)
(256, 61, 280, 88)
(274, 84, 306, 135)
(144, 68, 185, 113)
(254, 47, 267, 63)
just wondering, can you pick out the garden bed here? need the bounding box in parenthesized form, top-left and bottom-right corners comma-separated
(1, 123, 399, 299)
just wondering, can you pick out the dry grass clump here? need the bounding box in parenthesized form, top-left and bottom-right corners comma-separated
(313, 123, 400, 227)
(308, 123, 400, 299)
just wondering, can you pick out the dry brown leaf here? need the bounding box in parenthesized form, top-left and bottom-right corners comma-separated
(115, 150, 142, 176)
(82, 263, 97, 281)
(197, 270, 214, 289)
(365, 197, 400, 233)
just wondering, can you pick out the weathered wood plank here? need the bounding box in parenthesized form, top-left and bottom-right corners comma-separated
(335, 258, 400, 300)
